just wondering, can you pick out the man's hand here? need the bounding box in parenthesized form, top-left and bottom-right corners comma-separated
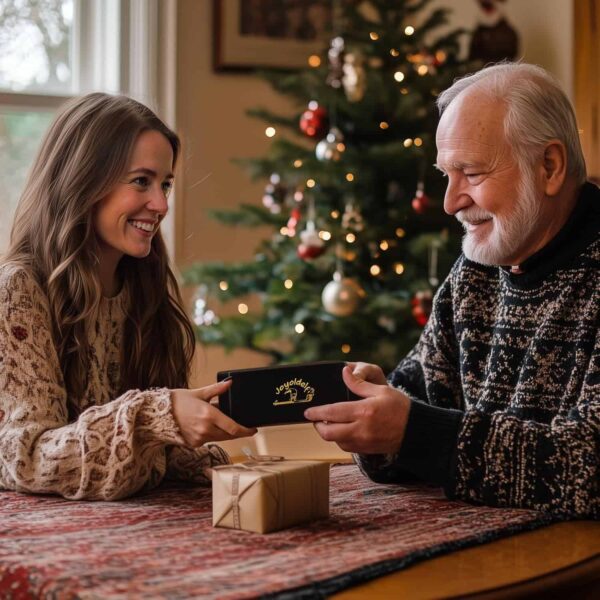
(346, 361, 388, 385)
(304, 366, 411, 455)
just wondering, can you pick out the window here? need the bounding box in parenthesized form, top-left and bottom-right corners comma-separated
(0, 0, 165, 253)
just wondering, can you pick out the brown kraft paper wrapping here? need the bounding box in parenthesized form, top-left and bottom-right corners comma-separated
(212, 460, 330, 534)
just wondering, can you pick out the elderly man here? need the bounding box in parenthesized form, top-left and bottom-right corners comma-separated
(305, 63, 599, 519)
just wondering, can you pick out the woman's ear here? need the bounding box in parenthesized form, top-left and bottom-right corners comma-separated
(541, 140, 567, 197)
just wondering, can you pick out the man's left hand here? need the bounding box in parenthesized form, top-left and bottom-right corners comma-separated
(304, 366, 411, 455)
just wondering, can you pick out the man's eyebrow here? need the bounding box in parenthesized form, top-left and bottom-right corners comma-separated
(127, 167, 174, 179)
(434, 161, 483, 171)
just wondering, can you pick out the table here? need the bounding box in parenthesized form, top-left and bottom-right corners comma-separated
(336, 520, 600, 599)
(1, 465, 598, 598)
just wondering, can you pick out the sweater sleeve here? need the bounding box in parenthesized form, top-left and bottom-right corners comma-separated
(357, 273, 465, 486)
(0, 267, 186, 500)
(165, 444, 231, 484)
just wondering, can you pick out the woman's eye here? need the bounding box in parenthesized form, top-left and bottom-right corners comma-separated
(465, 173, 483, 181)
(162, 180, 174, 194)
(132, 176, 150, 187)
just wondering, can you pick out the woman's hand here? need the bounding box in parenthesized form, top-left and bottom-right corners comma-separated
(346, 361, 388, 386)
(171, 380, 256, 447)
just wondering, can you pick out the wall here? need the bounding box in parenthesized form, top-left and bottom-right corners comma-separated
(176, 0, 574, 387)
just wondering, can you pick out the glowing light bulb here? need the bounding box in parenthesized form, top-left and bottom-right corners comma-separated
(219, 281, 229, 291)
(370, 265, 381, 276)
(306, 178, 316, 188)
(284, 279, 293, 289)
(394, 71, 405, 82)
(380, 241, 389, 251)
(308, 55, 321, 67)
(396, 227, 406, 238)
(319, 230, 332, 241)
(346, 233, 356, 243)
(341, 344, 351, 354)
(405, 25, 415, 35)
(394, 263, 405, 275)
(295, 323, 305, 334)
(369, 32, 379, 40)
(265, 127, 276, 137)
(238, 303, 249, 315)
(346, 173, 354, 182)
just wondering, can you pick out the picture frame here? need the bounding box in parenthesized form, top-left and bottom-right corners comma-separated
(213, 0, 332, 71)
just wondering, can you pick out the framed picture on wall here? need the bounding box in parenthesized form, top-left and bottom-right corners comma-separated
(213, 0, 332, 71)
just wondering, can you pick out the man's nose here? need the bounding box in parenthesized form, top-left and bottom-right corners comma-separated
(443, 177, 472, 216)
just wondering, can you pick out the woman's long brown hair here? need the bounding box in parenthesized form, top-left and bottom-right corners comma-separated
(4, 93, 196, 400)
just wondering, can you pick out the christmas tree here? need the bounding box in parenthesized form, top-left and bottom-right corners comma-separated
(184, 0, 473, 372)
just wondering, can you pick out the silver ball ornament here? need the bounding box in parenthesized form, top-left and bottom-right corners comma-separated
(315, 127, 345, 162)
(322, 272, 365, 316)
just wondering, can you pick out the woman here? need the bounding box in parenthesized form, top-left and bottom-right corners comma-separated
(0, 93, 255, 500)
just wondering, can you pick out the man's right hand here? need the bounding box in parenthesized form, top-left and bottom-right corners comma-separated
(171, 380, 256, 447)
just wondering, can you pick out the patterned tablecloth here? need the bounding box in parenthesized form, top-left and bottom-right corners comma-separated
(0, 464, 554, 599)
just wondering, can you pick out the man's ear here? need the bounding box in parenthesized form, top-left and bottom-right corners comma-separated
(541, 140, 567, 196)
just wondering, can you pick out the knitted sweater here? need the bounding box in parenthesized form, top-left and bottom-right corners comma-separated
(0, 264, 229, 500)
(358, 182, 600, 519)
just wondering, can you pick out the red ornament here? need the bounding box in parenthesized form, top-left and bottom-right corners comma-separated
(299, 103, 328, 138)
(411, 290, 433, 327)
(286, 207, 302, 236)
(297, 224, 325, 260)
(297, 243, 326, 260)
(411, 189, 430, 214)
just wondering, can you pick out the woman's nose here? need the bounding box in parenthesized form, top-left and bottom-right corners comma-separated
(147, 185, 169, 215)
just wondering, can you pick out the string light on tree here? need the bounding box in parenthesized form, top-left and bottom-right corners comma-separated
(191, 285, 219, 326)
(295, 323, 305, 334)
(238, 303, 249, 315)
(265, 127, 276, 138)
(341, 344, 351, 354)
(308, 54, 321, 68)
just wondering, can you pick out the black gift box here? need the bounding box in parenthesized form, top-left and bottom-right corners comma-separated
(217, 361, 360, 428)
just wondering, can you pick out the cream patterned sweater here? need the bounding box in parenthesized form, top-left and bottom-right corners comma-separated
(0, 264, 229, 500)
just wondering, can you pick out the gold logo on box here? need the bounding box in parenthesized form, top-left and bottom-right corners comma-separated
(274, 378, 315, 406)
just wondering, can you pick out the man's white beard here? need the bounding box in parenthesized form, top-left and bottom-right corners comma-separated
(458, 172, 542, 266)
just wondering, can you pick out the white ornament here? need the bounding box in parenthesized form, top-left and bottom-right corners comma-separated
(322, 272, 365, 316)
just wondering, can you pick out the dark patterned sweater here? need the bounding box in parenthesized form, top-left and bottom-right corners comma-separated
(358, 182, 600, 519)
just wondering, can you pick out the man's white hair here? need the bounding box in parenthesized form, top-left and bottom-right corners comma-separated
(437, 62, 587, 185)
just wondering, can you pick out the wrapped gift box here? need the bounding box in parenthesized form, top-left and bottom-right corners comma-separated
(212, 459, 330, 534)
(217, 361, 359, 427)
